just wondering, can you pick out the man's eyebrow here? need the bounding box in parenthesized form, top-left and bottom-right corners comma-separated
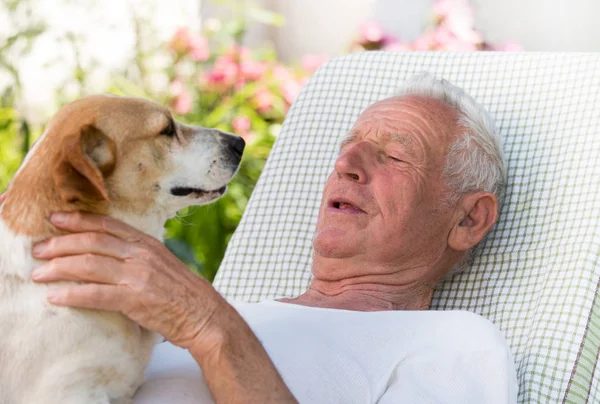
(338, 130, 361, 150)
(387, 133, 417, 155)
(338, 131, 418, 156)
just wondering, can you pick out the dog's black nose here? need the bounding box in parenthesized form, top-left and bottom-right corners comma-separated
(225, 135, 245, 158)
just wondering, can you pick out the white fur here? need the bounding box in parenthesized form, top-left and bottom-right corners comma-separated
(0, 214, 157, 404)
(0, 209, 40, 280)
(162, 128, 238, 209)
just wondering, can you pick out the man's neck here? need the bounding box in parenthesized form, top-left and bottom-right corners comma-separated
(280, 279, 434, 311)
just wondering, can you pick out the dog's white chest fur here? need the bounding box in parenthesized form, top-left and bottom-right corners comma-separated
(0, 215, 158, 404)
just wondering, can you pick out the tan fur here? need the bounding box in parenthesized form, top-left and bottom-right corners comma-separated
(2, 96, 174, 237)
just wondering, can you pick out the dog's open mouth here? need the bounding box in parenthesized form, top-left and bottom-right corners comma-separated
(170, 185, 227, 198)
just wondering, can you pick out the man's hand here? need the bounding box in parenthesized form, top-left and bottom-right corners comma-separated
(31, 212, 223, 351)
(30, 211, 297, 403)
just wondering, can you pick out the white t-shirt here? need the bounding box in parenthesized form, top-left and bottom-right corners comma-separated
(134, 300, 517, 404)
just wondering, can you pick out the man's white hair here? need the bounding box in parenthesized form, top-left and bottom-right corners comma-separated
(397, 73, 507, 273)
(397, 72, 507, 207)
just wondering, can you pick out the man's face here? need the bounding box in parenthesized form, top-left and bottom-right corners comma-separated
(312, 95, 461, 280)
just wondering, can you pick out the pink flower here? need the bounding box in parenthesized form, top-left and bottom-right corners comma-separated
(241, 60, 267, 81)
(431, 24, 481, 50)
(232, 115, 251, 135)
(189, 35, 210, 61)
(381, 34, 400, 47)
(432, 0, 456, 19)
(413, 31, 436, 50)
(253, 89, 275, 113)
(360, 21, 384, 43)
(492, 42, 524, 52)
(383, 42, 410, 52)
(202, 56, 239, 91)
(169, 28, 191, 54)
(301, 54, 329, 73)
(169, 78, 185, 96)
(432, 25, 456, 47)
(224, 44, 252, 62)
(282, 79, 302, 105)
(431, 0, 482, 45)
(273, 64, 294, 83)
(172, 91, 192, 115)
(439, 38, 478, 51)
(168, 27, 210, 61)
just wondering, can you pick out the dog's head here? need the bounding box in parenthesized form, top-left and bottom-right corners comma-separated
(3, 95, 244, 236)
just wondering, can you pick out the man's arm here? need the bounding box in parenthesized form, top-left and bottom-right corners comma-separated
(29, 212, 297, 403)
(190, 299, 297, 403)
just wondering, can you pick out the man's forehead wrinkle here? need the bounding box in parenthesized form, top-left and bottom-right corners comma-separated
(365, 99, 455, 131)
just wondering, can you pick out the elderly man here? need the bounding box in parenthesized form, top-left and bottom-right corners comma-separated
(18, 74, 516, 403)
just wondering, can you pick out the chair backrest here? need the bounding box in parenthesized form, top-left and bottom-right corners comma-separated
(214, 51, 600, 403)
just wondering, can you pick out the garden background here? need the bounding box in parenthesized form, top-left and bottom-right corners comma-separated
(0, 0, 533, 280)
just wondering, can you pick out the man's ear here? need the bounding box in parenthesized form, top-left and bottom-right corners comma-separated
(448, 192, 499, 252)
(52, 125, 117, 204)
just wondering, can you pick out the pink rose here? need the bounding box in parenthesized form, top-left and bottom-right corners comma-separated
(169, 28, 191, 54)
(493, 42, 524, 52)
(432, 0, 455, 19)
(282, 79, 302, 105)
(172, 91, 192, 115)
(273, 64, 294, 83)
(253, 89, 275, 113)
(189, 35, 210, 62)
(232, 115, 251, 135)
(169, 78, 185, 96)
(224, 44, 252, 62)
(202, 56, 239, 91)
(301, 54, 329, 73)
(360, 21, 384, 43)
(383, 42, 410, 52)
(241, 60, 267, 81)
(169, 28, 210, 61)
(413, 31, 436, 51)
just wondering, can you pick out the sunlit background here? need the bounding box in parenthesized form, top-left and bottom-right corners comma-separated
(1, 0, 596, 280)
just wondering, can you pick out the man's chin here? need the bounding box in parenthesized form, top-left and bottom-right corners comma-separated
(312, 229, 360, 259)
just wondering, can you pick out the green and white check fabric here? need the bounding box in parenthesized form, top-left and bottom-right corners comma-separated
(214, 52, 600, 403)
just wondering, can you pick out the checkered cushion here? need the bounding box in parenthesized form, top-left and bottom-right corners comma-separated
(214, 51, 600, 403)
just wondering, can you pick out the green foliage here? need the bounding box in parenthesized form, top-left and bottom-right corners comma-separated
(0, 0, 46, 191)
(0, 103, 23, 191)
(0, 0, 310, 283)
(163, 132, 275, 281)
(137, 3, 311, 281)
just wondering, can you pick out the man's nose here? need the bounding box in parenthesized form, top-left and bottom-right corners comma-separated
(333, 142, 371, 183)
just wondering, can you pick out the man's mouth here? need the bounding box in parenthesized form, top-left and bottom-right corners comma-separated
(328, 198, 366, 214)
(171, 185, 227, 198)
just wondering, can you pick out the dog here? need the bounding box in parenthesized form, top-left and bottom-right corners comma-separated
(0, 95, 244, 404)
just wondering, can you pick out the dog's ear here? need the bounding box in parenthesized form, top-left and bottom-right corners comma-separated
(52, 125, 117, 204)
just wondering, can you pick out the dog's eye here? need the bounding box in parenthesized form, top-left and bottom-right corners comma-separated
(160, 120, 176, 137)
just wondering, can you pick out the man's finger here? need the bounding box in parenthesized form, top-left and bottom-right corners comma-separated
(49, 212, 149, 243)
(32, 254, 125, 285)
(47, 283, 126, 312)
(0, 192, 6, 203)
(33, 231, 135, 260)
